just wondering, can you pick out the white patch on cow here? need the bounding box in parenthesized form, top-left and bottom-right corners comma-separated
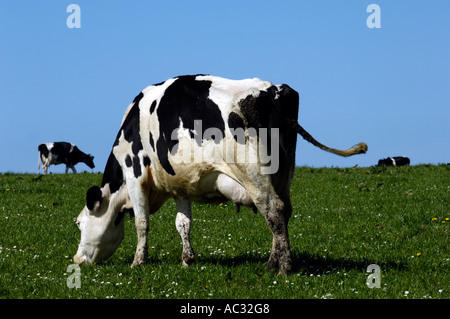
(215, 174, 253, 206)
(113, 132, 133, 165)
(196, 75, 273, 118)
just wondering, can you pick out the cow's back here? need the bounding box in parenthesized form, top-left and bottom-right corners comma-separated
(111, 75, 299, 202)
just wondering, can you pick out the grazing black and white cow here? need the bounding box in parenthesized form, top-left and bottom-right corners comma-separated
(73, 75, 367, 274)
(378, 156, 410, 167)
(38, 142, 95, 174)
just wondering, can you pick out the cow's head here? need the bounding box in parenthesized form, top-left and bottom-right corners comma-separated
(85, 154, 95, 169)
(73, 185, 127, 264)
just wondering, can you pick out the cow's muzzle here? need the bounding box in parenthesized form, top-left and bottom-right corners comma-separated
(73, 254, 87, 265)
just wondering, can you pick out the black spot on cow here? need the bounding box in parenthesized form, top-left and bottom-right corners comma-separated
(156, 75, 225, 175)
(86, 186, 102, 210)
(149, 132, 155, 151)
(228, 112, 245, 130)
(113, 92, 143, 147)
(112, 92, 145, 179)
(114, 211, 126, 226)
(227, 112, 246, 144)
(275, 84, 299, 123)
(133, 157, 142, 178)
(120, 92, 144, 153)
(273, 84, 300, 150)
(102, 153, 124, 194)
(236, 85, 299, 160)
(234, 86, 280, 158)
(156, 139, 176, 176)
(143, 156, 151, 167)
(152, 80, 166, 87)
(125, 155, 132, 167)
(238, 87, 277, 135)
(150, 100, 157, 114)
(132, 92, 144, 104)
(106, 93, 144, 190)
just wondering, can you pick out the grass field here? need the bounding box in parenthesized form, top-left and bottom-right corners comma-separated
(0, 165, 448, 299)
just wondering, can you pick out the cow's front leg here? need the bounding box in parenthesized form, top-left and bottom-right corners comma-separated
(127, 178, 150, 267)
(175, 199, 195, 267)
(65, 165, 77, 174)
(132, 213, 149, 267)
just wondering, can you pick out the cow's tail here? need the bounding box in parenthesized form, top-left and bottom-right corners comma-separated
(291, 120, 368, 157)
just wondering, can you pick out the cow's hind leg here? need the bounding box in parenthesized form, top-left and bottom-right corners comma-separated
(262, 196, 293, 275)
(175, 199, 195, 267)
(41, 156, 49, 174)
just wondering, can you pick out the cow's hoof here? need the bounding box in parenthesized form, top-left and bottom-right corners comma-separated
(131, 261, 143, 268)
(277, 261, 292, 275)
(266, 257, 292, 275)
(131, 257, 147, 268)
(266, 258, 278, 272)
(277, 267, 291, 276)
(182, 256, 196, 267)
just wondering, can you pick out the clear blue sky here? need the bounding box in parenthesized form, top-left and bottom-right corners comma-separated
(1, 1, 449, 173)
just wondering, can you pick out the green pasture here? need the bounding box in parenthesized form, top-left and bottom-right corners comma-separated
(0, 165, 448, 299)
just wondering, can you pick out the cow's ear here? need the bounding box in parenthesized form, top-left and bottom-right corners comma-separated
(86, 186, 102, 211)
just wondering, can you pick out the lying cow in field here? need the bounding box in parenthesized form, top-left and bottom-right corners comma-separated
(38, 142, 95, 174)
(73, 75, 367, 274)
(378, 156, 410, 167)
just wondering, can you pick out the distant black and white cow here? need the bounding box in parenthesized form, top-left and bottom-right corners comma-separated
(378, 156, 410, 167)
(73, 75, 367, 274)
(38, 142, 95, 174)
